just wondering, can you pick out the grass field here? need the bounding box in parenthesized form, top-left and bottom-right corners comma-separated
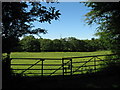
(10, 51, 111, 76)
(10, 51, 111, 58)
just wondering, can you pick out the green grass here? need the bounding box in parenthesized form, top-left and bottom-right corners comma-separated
(10, 51, 111, 58)
(10, 51, 111, 76)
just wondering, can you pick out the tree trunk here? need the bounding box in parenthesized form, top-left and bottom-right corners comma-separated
(3, 52, 11, 79)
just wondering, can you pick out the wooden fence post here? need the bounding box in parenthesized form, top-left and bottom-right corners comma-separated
(70, 59, 72, 75)
(62, 58, 64, 76)
(94, 57, 96, 72)
(41, 59, 45, 76)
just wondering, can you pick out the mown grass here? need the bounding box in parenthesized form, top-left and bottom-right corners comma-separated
(10, 51, 111, 76)
(10, 51, 111, 58)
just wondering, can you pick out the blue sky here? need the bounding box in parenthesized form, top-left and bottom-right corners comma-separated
(32, 2, 99, 40)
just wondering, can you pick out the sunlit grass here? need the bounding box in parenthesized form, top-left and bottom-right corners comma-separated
(10, 51, 111, 76)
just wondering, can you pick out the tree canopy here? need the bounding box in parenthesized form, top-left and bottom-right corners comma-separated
(2, 2, 61, 54)
(15, 36, 108, 52)
(20, 35, 40, 52)
(84, 2, 120, 55)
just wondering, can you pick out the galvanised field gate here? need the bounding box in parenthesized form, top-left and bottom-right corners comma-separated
(10, 54, 120, 76)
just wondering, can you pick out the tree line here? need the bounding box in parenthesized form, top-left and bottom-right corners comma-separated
(12, 35, 109, 52)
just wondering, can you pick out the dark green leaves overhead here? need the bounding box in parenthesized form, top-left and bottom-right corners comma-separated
(84, 2, 120, 55)
(2, 2, 61, 38)
(2, 2, 61, 53)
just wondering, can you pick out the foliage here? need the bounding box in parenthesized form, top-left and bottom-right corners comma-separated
(84, 2, 120, 79)
(84, 2, 120, 56)
(2, 55, 17, 79)
(52, 39, 63, 51)
(2, 2, 61, 54)
(99, 54, 120, 75)
(2, 2, 61, 81)
(16, 36, 109, 52)
(40, 38, 54, 51)
(20, 35, 40, 52)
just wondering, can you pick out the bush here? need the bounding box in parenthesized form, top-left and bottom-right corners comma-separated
(100, 55, 120, 74)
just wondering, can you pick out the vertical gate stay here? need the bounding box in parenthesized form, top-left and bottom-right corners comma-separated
(41, 59, 45, 76)
(70, 58, 72, 75)
(94, 56, 97, 72)
(62, 58, 64, 76)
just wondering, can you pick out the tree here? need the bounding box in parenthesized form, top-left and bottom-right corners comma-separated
(2, 2, 61, 78)
(20, 35, 40, 52)
(2, 2, 61, 55)
(10, 36, 108, 52)
(66, 37, 77, 52)
(40, 39, 53, 51)
(84, 2, 120, 55)
(52, 39, 63, 51)
(60, 38, 69, 51)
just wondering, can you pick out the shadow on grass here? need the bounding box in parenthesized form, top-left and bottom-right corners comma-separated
(2, 55, 120, 89)
(2, 69, 120, 89)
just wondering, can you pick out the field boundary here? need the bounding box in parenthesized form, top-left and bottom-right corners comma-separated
(10, 54, 119, 76)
